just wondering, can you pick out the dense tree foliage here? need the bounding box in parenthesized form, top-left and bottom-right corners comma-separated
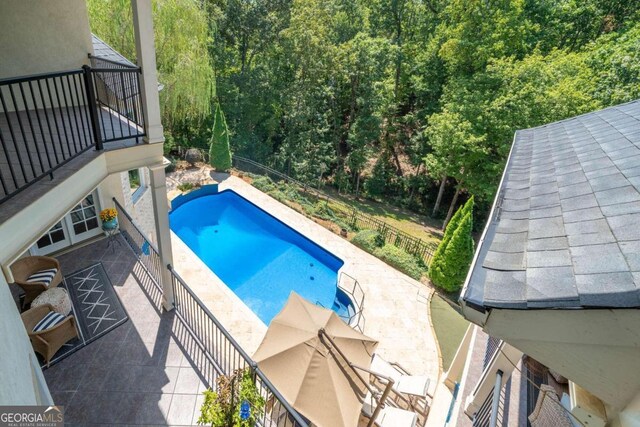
(88, 0, 215, 137)
(89, 0, 640, 224)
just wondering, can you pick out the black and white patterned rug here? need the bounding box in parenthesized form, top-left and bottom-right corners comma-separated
(39, 262, 128, 368)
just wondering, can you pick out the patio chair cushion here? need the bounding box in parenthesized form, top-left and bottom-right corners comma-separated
(396, 375, 430, 397)
(26, 268, 58, 287)
(33, 311, 65, 332)
(371, 354, 430, 397)
(378, 407, 417, 427)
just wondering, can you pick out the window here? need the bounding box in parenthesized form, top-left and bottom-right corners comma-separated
(69, 194, 99, 235)
(129, 169, 141, 194)
(128, 168, 147, 202)
(36, 221, 66, 249)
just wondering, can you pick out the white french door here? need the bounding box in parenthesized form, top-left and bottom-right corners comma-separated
(33, 221, 71, 255)
(31, 191, 103, 255)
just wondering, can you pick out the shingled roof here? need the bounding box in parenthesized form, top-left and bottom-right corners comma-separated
(91, 34, 136, 67)
(463, 100, 640, 310)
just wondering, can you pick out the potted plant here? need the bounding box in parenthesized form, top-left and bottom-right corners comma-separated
(198, 369, 265, 427)
(100, 208, 118, 230)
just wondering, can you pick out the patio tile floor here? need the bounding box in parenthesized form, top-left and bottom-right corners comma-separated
(44, 236, 212, 426)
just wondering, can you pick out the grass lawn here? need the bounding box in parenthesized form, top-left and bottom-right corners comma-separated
(321, 187, 444, 244)
(430, 294, 469, 371)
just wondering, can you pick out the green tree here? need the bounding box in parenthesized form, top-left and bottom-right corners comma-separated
(588, 22, 640, 105)
(88, 0, 640, 227)
(209, 103, 232, 171)
(87, 0, 215, 132)
(425, 110, 486, 226)
(429, 202, 474, 293)
(435, 196, 473, 256)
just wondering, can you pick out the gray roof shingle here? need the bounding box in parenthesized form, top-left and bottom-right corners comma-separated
(91, 34, 136, 67)
(463, 100, 640, 309)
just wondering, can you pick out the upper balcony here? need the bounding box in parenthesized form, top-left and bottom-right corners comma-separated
(0, 50, 145, 204)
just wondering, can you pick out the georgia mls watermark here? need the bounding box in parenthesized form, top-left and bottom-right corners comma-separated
(0, 406, 64, 427)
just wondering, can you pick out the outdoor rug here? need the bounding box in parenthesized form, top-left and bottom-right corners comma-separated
(39, 262, 128, 368)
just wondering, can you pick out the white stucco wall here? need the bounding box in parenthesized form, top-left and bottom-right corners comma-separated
(0, 0, 93, 79)
(0, 274, 51, 405)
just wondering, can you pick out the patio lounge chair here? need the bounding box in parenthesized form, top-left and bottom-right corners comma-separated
(10, 256, 62, 308)
(371, 354, 431, 398)
(362, 390, 418, 427)
(21, 304, 78, 367)
(369, 354, 431, 425)
(377, 406, 418, 427)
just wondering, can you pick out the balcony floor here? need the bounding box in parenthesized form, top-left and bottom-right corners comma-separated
(0, 106, 142, 201)
(44, 236, 213, 426)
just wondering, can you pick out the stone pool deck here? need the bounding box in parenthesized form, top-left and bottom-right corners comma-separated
(169, 173, 440, 393)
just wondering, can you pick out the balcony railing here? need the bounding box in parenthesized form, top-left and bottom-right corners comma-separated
(0, 60, 145, 204)
(113, 197, 164, 291)
(168, 266, 310, 427)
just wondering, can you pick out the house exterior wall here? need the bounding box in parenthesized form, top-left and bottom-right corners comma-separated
(0, 0, 170, 406)
(0, 0, 93, 79)
(0, 143, 163, 278)
(0, 273, 52, 405)
(483, 308, 640, 415)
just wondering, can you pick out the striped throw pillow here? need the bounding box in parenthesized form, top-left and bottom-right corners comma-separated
(33, 311, 65, 332)
(26, 268, 58, 287)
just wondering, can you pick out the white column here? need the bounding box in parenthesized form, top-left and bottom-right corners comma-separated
(444, 323, 474, 389)
(131, 0, 164, 144)
(148, 163, 174, 310)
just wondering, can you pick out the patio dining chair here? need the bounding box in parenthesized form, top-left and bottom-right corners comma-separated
(528, 384, 574, 427)
(10, 256, 62, 308)
(21, 304, 78, 367)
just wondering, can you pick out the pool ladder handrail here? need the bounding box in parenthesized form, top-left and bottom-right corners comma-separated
(337, 271, 366, 333)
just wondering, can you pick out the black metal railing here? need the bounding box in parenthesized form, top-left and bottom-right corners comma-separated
(484, 337, 502, 369)
(89, 55, 145, 143)
(473, 388, 495, 427)
(472, 338, 506, 427)
(0, 61, 145, 204)
(232, 155, 438, 266)
(113, 198, 164, 292)
(168, 266, 309, 427)
(347, 209, 439, 265)
(0, 70, 95, 202)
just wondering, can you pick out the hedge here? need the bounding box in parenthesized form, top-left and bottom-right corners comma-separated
(351, 229, 385, 252)
(373, 244, 428, 281)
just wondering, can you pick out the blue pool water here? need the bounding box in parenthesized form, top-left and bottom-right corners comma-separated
(169, 189, 347, 324)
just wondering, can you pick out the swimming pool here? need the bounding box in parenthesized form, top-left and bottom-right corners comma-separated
(169, 189, 349, 324)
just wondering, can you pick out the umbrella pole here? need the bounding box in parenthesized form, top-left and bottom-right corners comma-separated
(318, 330, 395, 427)
(367, 380, 394, 427)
